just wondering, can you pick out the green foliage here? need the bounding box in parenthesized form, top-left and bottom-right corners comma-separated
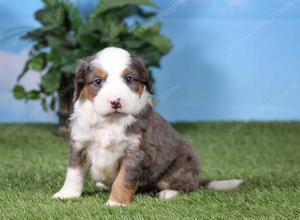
(13, 85, 40, 100)
(13, 0, 172, 111)
(93, 0, 158, 14)
(13, 85, 26, 99)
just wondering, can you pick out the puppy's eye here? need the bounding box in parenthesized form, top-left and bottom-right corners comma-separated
(125, 76, 133, 84)
(94, 78, 102, 87)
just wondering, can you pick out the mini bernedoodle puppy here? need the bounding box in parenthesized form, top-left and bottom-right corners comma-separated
(53, 47, 243, 206)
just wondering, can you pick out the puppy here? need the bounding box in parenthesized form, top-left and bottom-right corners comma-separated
(53, 47, 242, 206)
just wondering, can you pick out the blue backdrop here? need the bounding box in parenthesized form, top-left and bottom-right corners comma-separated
(0, 0, 299, 122)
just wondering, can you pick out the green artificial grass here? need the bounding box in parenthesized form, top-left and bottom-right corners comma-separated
(0, 122, 299, 219)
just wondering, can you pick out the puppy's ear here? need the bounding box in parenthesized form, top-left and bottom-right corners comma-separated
(130, 56, 154, 94)
(73, 56, 94, 102)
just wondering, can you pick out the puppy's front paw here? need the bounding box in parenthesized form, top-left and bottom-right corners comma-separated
(105, 200, 127, 207)
(52, 190, 81, 199)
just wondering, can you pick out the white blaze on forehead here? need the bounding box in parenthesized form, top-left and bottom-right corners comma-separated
(92, 47, 131, 75)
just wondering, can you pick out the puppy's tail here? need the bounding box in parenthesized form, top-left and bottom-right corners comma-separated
(199, 179, 243, 192)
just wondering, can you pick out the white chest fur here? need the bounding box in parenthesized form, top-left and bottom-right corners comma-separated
(70, 101, 140, 186)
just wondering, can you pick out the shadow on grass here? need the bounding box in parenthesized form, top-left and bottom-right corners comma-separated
(82, 190, 108, 198)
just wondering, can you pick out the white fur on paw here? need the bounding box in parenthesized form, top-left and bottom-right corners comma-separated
(96, 182, 110, 190)
(105, 200, 127, 207)
(52, 190, 81, 199)
(158, 190, 179, 200)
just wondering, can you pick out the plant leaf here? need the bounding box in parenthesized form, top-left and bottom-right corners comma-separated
(47, 49, 61, 65)
(66, 3, 83, 31)
(30, 53, 47, 71)
(41, 97, 48, 112)
(50, 96, 56, 111)
(92, 0, 158, 16)
(13, 85, 26, 99)
(136, 7, 157, 19)
(61, 63, 76, 74)
(41, 71, 60, 94)
(26, 90, 40, 100)
(46, 36, 64, 50)
(34, 5, 66, 27)
(135, 23, 173, 53)
(101, 20, 122, 41)
(22, 28, 47, 41)
(147, 35, 173, 53)
(17, 60, 31, 81)
(60, 49, 84, 74)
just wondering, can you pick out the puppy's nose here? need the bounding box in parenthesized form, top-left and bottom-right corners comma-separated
(110, 98, 122, 110)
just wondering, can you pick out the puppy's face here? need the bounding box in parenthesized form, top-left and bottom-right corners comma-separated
(74, 47, 152, 116)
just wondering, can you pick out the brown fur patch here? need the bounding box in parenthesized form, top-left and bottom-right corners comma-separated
(129, 56, 153, 94)
(81, 68, 108, 101)
(122, 67, 130, 77)
(94, 68, 108, 81)
(157, 180, 170, 190)
(83, 86, 94, 101)
(122, 67, 145, 96)
(73, 55, 95, 102)
(108, 165, 138, 204)
(136, 81, 144, 96)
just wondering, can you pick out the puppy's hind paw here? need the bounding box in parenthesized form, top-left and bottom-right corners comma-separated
(105, 200, 127, 207)
(96, 182, 110, 191)
(158, 190, 179, 200)
(52, 190, 81, 199)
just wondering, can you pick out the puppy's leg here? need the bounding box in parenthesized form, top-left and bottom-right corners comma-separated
(106, 165, 138, 206)
(53, 148, 89, 199)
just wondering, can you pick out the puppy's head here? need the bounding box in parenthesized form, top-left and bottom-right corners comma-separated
(74, 47, 153, 116)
